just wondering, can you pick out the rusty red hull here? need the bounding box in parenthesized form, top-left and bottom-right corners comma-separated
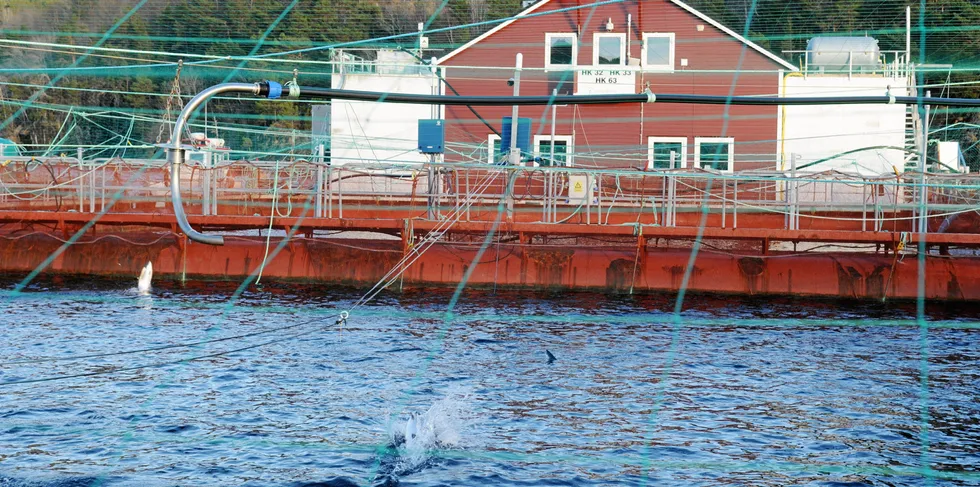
(1, 230, 975, 301)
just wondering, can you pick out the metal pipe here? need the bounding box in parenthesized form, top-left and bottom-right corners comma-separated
(294, 86, 980, 107)
(509, 53, 523, 165)
(168, 82, 260, 245)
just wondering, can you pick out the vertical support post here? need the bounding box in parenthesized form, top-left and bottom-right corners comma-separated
(586, 172, 592, 225)
(89, 155, 96, 213)
(327, 164, 333, 219)
(315, 144, 324, 218)
(733, 178, 738, 229)
(862, 177, 868, 232)
(919, 90, 930, 234)
(427, 162, 436, 220)
(454, 169, 460, 216)
(596, 172, 602, 224)
(666, 175, 672, 227)
(721, 178, 727, 228)
(790, 153, 799, 231)
(506, 54, 523, 222)
(202, 151, 211, 216)
(508, 54, 523, 166)
(212, 152, 219, 215)
(548, 89, 558, 222)
(101, 164, 106, 212)
(76, 147, 84, 212)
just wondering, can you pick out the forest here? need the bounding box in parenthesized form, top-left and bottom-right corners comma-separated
(0, 0, 978, 162)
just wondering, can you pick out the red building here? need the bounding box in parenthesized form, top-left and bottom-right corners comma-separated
(435, 0, 797, 172)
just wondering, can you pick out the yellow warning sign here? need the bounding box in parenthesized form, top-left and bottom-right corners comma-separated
(568, 174, 590, 201)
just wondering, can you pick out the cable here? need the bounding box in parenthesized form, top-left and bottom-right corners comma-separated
(0, 313, 331, 366)
(0, 323, 329, 387)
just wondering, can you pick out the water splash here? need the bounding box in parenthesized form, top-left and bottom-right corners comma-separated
(379, 391, 475, 481)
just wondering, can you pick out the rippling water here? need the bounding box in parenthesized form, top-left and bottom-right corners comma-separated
(1, 276, 978, 486)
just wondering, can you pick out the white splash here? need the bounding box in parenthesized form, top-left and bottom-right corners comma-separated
(384, 391, 475, 476)
(137, 261, 153, 293)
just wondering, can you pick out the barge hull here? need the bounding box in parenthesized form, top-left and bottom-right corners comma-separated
(0, 231, 975, 301)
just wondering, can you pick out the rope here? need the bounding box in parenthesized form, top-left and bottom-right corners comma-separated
(342, 169, 504, 317)
(156, 60, 184, 145)
(256, 158, 281, 285)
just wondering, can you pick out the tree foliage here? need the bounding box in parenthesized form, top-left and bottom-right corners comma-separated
(0, 0, 979, 158)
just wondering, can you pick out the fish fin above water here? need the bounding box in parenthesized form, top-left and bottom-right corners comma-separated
(546, 349, 557, 363)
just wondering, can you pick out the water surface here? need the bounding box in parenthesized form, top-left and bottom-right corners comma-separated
(1, 277, 978, 486)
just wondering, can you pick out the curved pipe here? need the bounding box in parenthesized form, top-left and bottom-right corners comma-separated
(169, 83, 259, 245)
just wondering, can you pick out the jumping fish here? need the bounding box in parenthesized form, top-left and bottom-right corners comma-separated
(404, 412, 419, 450)
(137, 261, 153, 293)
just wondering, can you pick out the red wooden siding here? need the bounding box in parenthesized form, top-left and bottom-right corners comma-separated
(439, 0, 786, 170)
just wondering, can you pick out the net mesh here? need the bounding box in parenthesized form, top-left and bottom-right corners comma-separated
(1, 0, 976, 484)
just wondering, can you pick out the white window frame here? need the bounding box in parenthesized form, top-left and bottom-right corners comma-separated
(533, 134, 574, 167)
(647, 136, 687, 170)
(642, 33, 675, 71)
(487, 134, 501, 164)
(592, 33, 626, 66)
(545, 33, 578, 71)
(694, 137, 735, 173)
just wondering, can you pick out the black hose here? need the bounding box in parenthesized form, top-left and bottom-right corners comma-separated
(292, 87, 980, 107)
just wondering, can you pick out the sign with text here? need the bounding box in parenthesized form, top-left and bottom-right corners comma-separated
(575, 67, 637, 95)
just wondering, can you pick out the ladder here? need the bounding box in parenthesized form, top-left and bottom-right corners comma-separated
(903, 67, 922, 173)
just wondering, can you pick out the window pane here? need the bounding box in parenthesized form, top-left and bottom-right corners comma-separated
(700, 142, 730, 171)
(538, 140, 568, 166)
(652, 142, 683, 169)
(549, 36, 573, 65)
(646, 36, 671, 66)
(597, 36, 622, 65)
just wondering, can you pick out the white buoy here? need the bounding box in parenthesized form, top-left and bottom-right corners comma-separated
(137, 261, 153, 293)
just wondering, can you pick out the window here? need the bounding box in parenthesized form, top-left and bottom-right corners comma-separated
(642, 33, 675, 71)
(545, 33, 577, 70)
(547, 71, 574, 95)
(533, 135, 573, 167)
(647, 137, 687, 170)
(487, 134, 502, 164)
(695, 137, 734, 172)
(593, 33, 625, 65)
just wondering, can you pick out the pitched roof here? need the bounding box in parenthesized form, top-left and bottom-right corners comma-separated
(435, 0, 798, 71)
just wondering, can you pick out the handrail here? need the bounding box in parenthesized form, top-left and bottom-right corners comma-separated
(169, 81, 980, 244)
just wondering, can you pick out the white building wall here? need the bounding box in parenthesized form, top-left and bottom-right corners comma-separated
(782, 75, 909, 176)
(330, 72, 438, 166)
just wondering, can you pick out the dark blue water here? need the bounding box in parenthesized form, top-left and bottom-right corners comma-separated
(1, 277, 978, 486)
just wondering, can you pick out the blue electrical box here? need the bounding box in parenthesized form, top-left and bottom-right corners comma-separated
(500, 117, 532, 159)
(418, 119, 445, 154)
